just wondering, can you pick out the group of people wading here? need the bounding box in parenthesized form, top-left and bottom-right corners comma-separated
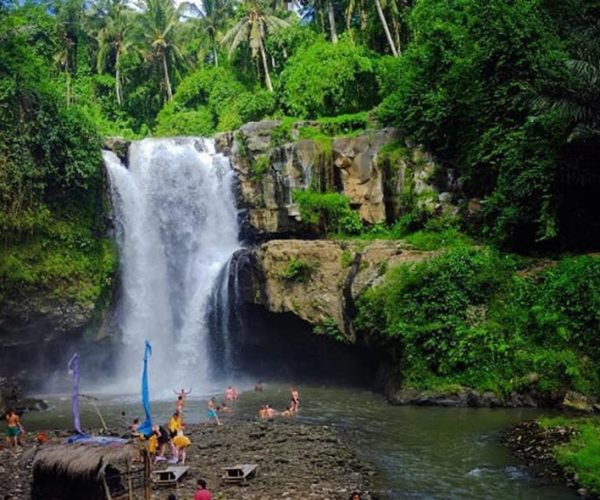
(258, 386, 300, 419)
(123, 384, 300, 464)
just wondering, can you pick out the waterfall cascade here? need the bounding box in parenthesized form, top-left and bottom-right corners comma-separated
(103, 138, 240, 395)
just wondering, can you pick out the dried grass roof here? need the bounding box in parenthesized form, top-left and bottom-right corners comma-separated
(33, 440, 141, 481)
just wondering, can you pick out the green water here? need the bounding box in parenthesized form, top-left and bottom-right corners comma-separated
(23, 384, 575, 499)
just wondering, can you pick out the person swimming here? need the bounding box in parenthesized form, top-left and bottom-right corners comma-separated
(265, 404, 278, 419)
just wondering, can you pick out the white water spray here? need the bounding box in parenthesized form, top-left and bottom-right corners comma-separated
(103, 138, 240, 396)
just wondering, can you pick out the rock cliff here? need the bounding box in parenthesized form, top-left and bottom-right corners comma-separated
(216, 121, 457, 239)
(233, 239, 433, 342)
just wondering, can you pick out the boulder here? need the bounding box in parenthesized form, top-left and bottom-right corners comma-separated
(562, 391, 592, 412)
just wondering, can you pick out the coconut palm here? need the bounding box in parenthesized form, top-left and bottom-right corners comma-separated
(96, 0, 131, 106)
(346, 0, 403, 56)
(53, 0, 87, 106)
(299, 0, 338, 43)
(135, 0, 182, 101)
(534, 23, 600, 142)
(374, 0, 398, 56)
(195, 0, 235, 67)
(222, 1, 289, 92)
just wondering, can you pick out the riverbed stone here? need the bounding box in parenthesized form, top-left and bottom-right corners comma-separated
(562, 391, 592, 412)
(0, 420, 374, 500)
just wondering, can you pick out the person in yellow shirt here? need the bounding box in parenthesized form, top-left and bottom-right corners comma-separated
(167, 411, 183, 463)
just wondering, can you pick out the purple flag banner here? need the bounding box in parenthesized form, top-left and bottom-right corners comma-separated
(67, 353, 84, 435)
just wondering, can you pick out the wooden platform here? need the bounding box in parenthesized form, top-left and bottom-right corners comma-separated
(152, 465, 189, 486)
(221, 464, 258, 484)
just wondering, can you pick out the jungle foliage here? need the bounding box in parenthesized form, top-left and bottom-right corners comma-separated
(2, 0, 598, 249)
(356, 250, 600, 396)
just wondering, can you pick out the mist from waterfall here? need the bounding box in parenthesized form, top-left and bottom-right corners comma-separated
(103, 138, 239, 396)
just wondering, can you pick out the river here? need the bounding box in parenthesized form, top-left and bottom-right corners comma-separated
(23, 383, 574, 499)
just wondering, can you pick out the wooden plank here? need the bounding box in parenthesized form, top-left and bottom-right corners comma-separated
(153, 466, 189, 486)
(221, 464, 258, 484)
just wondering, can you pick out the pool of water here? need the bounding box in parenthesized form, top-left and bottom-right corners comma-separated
(23, 384, 575, 499)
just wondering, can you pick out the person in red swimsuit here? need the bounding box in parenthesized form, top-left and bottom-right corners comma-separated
(194, 478, 213, 500)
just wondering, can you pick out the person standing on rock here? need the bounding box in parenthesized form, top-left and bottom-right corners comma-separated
(194, 478, 213, 500)
(4, 409, 24, 447)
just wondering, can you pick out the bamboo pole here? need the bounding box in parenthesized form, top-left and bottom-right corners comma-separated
(127, 459, 133, 500)
(143, 447, 152, 500)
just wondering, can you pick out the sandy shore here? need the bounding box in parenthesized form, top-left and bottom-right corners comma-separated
(0, 418, 375, 499)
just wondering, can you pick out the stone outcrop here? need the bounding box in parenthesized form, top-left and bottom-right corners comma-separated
(0, 294, 100, 388)
(216, 121, 456, 239)
(233, 239, 433, 341)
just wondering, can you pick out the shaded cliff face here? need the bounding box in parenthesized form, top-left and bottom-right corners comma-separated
(233, 239, 433, 342)
(216, 121, 456, 240)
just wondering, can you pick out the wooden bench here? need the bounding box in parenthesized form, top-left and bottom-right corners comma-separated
(221, 464, 258, 484)
(152, 465, 189, 487)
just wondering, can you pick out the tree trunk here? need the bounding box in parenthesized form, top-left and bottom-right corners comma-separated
(65, 50, 71, 107)
(259, 38, 274, 92)
(374, 0, 398, 56)
(327, 0, 338, 43)
(211, 31, 219, 67)
(392, 13, 402, 56)
(161, 51, 173, 101)
(115, 50, 123, 107)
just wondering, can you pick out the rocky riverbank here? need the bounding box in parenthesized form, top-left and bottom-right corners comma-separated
(503, 420, 598, 498)
(0, 419, 375, 499)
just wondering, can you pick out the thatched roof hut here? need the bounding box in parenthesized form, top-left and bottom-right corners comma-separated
(32, 440, 150, 500)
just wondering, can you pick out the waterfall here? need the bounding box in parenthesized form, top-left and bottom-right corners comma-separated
(207, 255, 246, 380)
(103, 138, 240, 395)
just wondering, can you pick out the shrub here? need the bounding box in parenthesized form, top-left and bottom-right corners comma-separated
(279, 257, 316, 283)
(154, 106, 215, 136)
(250, 155, 271, 181)
(279, 38, 380, 118)
(293, 190, 363, 235)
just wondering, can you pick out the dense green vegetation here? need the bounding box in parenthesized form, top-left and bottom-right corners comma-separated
(356, 250, 600, 396)
(2, 0, 598, 250)
(540, 417, 600, 495)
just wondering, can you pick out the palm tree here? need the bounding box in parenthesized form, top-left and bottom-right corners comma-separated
(222, 1, 289, 92)
(345, 0, 368, 32)
(326, 0, 338, 43)
(53, 0, 86, 106)
(96, 0, 131, 106)
(299, 0, 338, 43)
(374, 0, 398, 56)
(196, 0, 234, 67)
(534, 23, 600, 142)
(135, 0, 182, 101)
